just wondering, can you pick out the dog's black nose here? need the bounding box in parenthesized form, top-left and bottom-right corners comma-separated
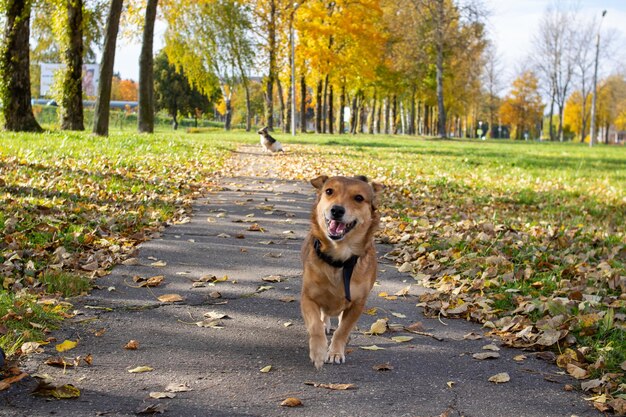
(330, 205, 345, 219)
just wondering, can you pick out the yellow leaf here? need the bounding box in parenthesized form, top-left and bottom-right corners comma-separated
(488, 372, 510, 383)
(55, 340, 77, 352)
(513, 355, 527, 362)
(128, 366, 154, 373)
(157, 294, 184, 303)
(280, 397, 303, 407)
(366, 319, 388, 335)
(364, 307, 378, 316)
(360, 345, 385, 351)
(260, 365, 272, 373)
(391, 336, 413, 343)
(150, 260, 167, 267)
(446, 381, 455, 388)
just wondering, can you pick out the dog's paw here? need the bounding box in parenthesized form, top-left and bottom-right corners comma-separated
(325, 351, 346, 365)
(310, 351, 326, 369)
(309, 340, 327, 370)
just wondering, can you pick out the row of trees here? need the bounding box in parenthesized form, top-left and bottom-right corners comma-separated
(1, 0, 623, 141)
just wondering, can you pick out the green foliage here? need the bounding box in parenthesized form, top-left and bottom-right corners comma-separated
(153, 50, 218, 127)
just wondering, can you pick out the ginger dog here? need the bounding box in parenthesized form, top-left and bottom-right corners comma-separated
(301, 175, 382, 369)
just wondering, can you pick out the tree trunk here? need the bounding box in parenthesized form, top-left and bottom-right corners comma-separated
(264, 0, 277, 130)
(276, 78, 286, 132)
(224, 96, 232, 130)
(172, 111, 178, 130)
(338, 83, 346, 134)
(321, 74, 329, 133)
(384, 96, 390, 134)
(243, 77, 251, 131)
(138, 0, 158, 133)
(424, 105, 430, 136)
(315, 79, 322, 133)
(391, 95, 397, 134)
(327, 84, 334, 134)
(435, 46, 446, 137)
(409, 88, 416, 135)
(300, 74, 306, 133)
(93, 0, 123, 136)
(548, 90, 555, 141)
(0, 0, 42, 132)
(349, 93, 358, 134)
(557, 105, 564, 142)
(368, 94, 376, 134)
(60, 0, 84, 131)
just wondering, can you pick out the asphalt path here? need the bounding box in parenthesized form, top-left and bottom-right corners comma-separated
(1, 147, 599, 417)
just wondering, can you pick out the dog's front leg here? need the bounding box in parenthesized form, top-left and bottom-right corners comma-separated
(326, 301, 364, 364)
(301, 296, 327, 369)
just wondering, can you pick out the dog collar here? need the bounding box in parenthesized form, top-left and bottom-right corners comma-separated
(313, 239, 359, 301)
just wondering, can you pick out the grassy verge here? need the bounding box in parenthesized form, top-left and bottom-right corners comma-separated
(256, 132, 625, 408)
(1, 129, 232, 357)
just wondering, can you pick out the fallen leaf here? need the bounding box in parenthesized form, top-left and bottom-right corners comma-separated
(391, 336, 414, 343)
(608, 398, 626, 415)
(280, 296, 296, 303)
(149, 392, 176, 399)
(204, 311, 230, 320)
(157, 294, 183, 303)
(136, 403, 167, 415)
(406, 321, 425, 332)
(262, 275, 283, 282)
(21, 342, 43, 354)
(280, 397, 303, 407)
(391, 312, 407, 318)
(513, 355, 527, 362)
(124, 340, 139, 350)
(33, 382, 81, 399)
(260, 365, 272, 373)
(305, 382, 356, 390)
(284, 322, 293, 327)
(366, 319, 388, 335)
(372, 363, 394, 371)
(150, 261, 167, 267)
(364, 307, 378, 315)
(44, 357, 74, 368)
(0, 372, 28, 391)
(581, 379, 604, 391)
(256, 285, 273, 293)
(360, 345, 385, 351)
(55, 340, 78, 352)
(463, 332, 482, 340)
(94, 328, 106, 337)
(488, 372, 510, 383)
(145, 275, 164, 287)
(165, 382, 192, 392)
(447, 381, 455, 388)
(473, 352, 501, 360)
(195, 319, 222, 328)
(482, 344, 500, 351)
(566, 363, 589, 380)
(128, 366, 154, 373)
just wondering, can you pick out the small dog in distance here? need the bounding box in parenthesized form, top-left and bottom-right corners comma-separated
(257, 127, 283, 153)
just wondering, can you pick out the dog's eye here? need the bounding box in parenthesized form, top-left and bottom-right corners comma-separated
(354, 195, 364, 202)
(325, 188, 333, 196)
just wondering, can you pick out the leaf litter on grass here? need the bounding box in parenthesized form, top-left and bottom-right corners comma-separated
(243, 141, 625, 411)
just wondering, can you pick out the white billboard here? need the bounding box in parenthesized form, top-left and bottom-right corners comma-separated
(40, 63, 100, 97)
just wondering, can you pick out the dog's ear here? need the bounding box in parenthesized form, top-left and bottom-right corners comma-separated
(310, 175, 329, 190)
(371, 182, 383, 195)
(354, 175, 368, 183)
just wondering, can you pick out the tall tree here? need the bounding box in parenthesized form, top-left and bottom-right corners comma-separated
(164, 0, 253, 131)
(138, 0, 158, 133)
(154, 50, 212, 129)
(60, 0, 85, 130)
(532, 3, 576, 142)
(93, 0, 124, 136)
(0, 0, 43, 132)
(500, 70, 544, 140)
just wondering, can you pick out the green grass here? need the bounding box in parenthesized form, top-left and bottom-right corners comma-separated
(1, 129, 233, 356)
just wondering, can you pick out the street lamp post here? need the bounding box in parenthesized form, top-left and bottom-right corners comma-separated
(290, 3, 299, 136)
(589, 10, 607, 147)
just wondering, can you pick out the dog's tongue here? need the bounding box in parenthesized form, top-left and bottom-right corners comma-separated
(329, 220, 346, 236)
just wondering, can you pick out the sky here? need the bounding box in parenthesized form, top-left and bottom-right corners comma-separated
(112, 1, 626, 84)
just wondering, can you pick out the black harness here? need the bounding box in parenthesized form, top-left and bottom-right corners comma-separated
(313, 239, 359, 301)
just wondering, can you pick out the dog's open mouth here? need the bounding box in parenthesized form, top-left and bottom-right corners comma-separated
(326, 218, 357, 240)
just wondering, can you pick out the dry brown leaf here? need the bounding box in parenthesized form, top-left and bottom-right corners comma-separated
(157, 294, 183, 303)
(165, 383, 192, 393)
(372, 363, 394, 371)
(280, 397, 303, 407)
(149, 392, 176, 399)
(473, 352, 500, 360)
(566, 363, 589, 380)
(128, 366, 154, 373)
(488, 372, 510, 383)
(366, 318, 388, 335)
(124, 340, 139, 350)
